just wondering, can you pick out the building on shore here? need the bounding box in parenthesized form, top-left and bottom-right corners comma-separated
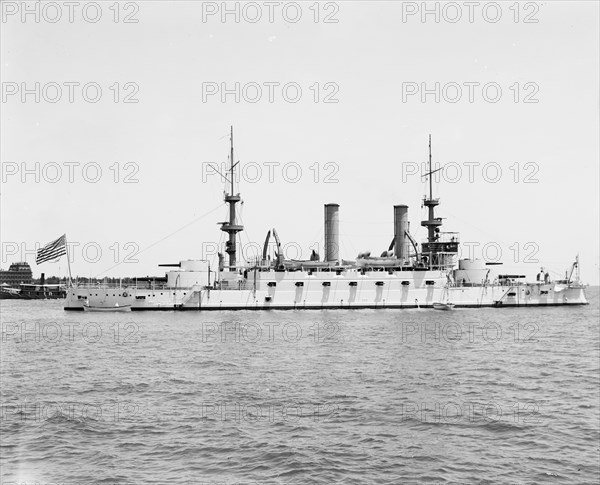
(0, 262, 33, 286)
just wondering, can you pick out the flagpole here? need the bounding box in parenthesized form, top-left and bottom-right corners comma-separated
(64, 234, 73, 287)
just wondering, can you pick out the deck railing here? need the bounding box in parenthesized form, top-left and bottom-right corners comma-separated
(74, 282, 174, 290)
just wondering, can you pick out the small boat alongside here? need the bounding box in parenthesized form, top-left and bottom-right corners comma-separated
(433, 302, 455, 311)
(83, 302, 132, 312)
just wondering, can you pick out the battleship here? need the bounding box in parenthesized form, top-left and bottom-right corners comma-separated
(64, 129, 588, 311)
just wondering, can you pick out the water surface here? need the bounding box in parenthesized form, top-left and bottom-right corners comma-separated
(1, 288, 599, 483)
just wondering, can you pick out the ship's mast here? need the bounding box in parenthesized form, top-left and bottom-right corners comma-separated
(421, 134, 442, 243)
(428, 134, 433, 201)
(229, 126, 235, 198)
(220, 126, 244, 271)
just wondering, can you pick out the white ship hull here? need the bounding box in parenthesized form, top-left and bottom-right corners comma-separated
(64, 269, 588, 311)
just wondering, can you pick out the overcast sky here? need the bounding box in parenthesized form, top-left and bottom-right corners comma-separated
(1, 1, 598, 284)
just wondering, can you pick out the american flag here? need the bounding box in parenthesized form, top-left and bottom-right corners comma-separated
(36, 234, 67, 265)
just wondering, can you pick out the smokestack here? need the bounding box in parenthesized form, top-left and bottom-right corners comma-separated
(394, 205, 410, 262)
(324, 203, 340, 262)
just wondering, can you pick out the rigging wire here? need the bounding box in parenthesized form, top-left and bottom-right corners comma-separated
(93, 202, 226, 278)
(236, 206, 260, 263)
(338, 232, 356, 261)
